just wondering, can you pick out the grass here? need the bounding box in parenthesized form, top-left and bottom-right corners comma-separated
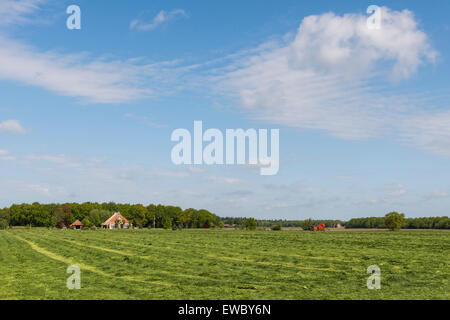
(0, 228, 448, 300)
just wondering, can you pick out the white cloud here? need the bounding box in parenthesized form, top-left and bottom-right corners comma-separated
(130, 9, 188, 31)
(0, 35, 196, 103)
(0, 0, 43, 26)
(0, 2, 190, 104)
(0, 37, 155, 104)
(206, 176, 242, 184)
(124, 113, 166, 128)
(0, 149, 16, 161)
(0, 120, 27, 134)
(17, 182, 66, 198)
(288, 8, 436, 80)
(188, 166, 208, 173)
(424, 191, 449, 200)
(214, 8, 450, 155)
(387, 184, 407, 197)
(25, 153, 88, 168)
(399, 111, 450, 156)
(264, 203, 290, 211)
(25, 183, 52, 196)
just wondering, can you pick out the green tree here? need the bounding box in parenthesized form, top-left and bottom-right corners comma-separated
(128, 204, 147, 227)
(89, 209, 112, 227)
(385, 211, 405, 231)
(0, 209, 9, 230)
(163, 218, 173, 230)
(179, 209, 194, 228)
(245, 218, 257, 230)
(53, 204, 73, 228)
(301, 218, 313, 231)
(81, 217, 93, 228)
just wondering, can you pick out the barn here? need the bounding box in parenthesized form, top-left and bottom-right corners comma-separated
(101, 212, 130, 229)
(70, 220, 83, 230)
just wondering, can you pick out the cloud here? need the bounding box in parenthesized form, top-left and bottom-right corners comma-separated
(0, 149, 16, 161)
(263, 203, 290, 211)
(25, 183, 52, 197)
(287, 8, 436, 80)
(188, 166, 208, 173)
(214, 8, 450, 155)
(225, 190, 253, 196)
(0, 37, 154, 103)
(385, 184, 407, 197)
(206, 176, 242, 184)
(0, 120, 27, 134)
(0, 35, 196, 103)
(424, 191, 449, 201)
(130, 9, 188, 31)
(24, 153, 108, 169)
(124, 113, 166, 128)
(0, 2, 191, 104)
(0, 0, 43, 26)
(399, 111, 450, 156)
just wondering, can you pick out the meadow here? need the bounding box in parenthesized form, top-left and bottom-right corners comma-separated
(0, 228, 448, 300)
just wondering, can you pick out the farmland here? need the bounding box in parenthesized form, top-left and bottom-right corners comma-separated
(0, 228, 448, 300)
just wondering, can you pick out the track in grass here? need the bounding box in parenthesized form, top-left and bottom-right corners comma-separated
(0, 228, 448, 299)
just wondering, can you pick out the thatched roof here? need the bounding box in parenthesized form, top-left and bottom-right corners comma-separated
(70, 220, 83, 227)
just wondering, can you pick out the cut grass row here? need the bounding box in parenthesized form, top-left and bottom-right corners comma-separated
(0, 228, 448, 299)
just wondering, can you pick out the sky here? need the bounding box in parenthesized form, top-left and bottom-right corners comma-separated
(0, 0, 449, 220)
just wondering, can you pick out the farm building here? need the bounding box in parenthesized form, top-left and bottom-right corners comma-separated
(70, 220, 83, 230)
(101, 212, 130, 229)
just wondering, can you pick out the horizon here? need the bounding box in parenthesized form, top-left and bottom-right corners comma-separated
(1, 0, 450, 220)
(2, 201, 447, 221)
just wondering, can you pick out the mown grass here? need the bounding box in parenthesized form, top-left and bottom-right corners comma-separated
(0, 228, 448, 300)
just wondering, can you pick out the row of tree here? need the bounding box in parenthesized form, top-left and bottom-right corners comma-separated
(0, 202, 223, 230)
(221, 217, 345, 228)
(346, 215, 450, 229)
(222, 215, 449, 230)
(1, 203, 448, 230)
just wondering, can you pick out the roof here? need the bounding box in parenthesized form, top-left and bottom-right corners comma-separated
(70, 220, 83, 227)
(101, 212, 129, 225)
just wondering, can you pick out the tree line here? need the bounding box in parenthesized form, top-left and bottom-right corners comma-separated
(221, 217, 345, 228)
(0, 202, 223, 230)
(346, 216, 450, 229)
(1, 203, 448, 230)
(222, 216, 449, 230)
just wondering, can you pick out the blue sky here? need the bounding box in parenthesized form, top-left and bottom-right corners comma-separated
(0, 0, 449, 220)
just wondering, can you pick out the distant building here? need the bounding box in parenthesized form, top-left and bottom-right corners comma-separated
(70, 220, 83, 230)
(101, 212, 130, 229)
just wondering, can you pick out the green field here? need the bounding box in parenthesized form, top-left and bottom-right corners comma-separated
(0, 228, 448, 300)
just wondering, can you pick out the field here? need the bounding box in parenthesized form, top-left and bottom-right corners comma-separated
(0, 228, 448, 300)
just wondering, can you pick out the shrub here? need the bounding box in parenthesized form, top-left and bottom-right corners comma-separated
(81, 217, 93, 228)
(245, 218, 257, 230)
(271, 224, 282, 231)
(0, 219, 8, 230)
(385, 212, 405, 231)
(301, 218, 313, 231)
